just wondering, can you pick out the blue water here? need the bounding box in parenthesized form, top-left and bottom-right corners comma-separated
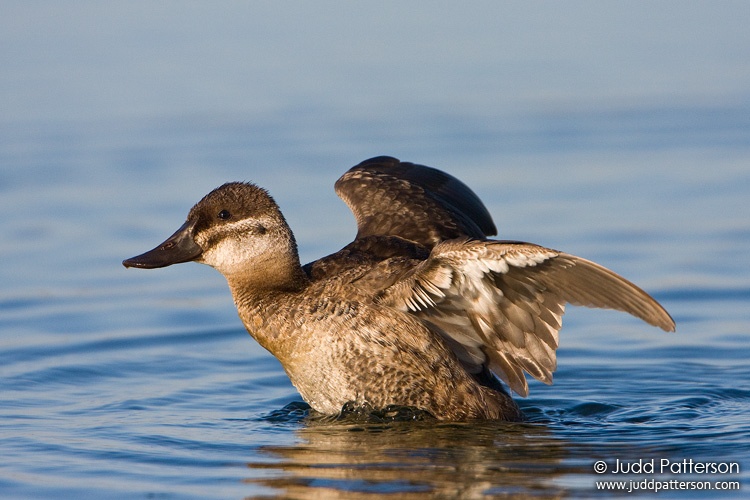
(2, 3, 750, 498)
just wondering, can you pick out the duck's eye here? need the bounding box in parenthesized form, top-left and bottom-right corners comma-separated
(217, 209, 231, 220)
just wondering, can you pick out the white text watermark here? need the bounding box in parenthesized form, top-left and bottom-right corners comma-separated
(594, 458, 739, 475)
(592, 459, 741, 494)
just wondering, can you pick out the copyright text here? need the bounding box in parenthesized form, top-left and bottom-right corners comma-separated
(592, 458, 741, 494)
(594, 458, 739, 475)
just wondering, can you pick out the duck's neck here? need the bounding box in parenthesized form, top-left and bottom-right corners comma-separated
(225, 250, 309, 301)
(223, 252, 310, 354)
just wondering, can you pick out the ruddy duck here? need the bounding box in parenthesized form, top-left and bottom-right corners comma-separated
(123, 156, 674, 421)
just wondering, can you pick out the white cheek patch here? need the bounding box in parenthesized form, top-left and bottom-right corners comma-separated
(202, 237, 265, 272)
(196, 217, 276, 274)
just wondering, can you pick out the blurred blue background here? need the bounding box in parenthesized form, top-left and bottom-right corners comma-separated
(1, 2, 748, 498)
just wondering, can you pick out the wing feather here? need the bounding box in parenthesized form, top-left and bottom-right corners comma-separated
(376, 239, 675, 397)
(335, 156, 497, 247)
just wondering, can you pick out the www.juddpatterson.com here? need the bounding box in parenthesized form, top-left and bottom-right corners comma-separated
(595, 478, 740, 494)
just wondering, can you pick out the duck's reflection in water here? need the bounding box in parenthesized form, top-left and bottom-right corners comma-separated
(245, 404, 573, 499)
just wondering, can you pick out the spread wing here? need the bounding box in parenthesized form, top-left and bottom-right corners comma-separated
(374, 239, 676, 397)
(335, 156, 497, 248)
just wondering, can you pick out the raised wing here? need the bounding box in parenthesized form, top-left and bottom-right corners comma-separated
(374, 239, 676, 397)
(335, 156, 497, 248)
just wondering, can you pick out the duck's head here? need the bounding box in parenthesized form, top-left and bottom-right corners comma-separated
(123, 182, 302, 285)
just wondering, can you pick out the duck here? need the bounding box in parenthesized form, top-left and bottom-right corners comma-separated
(123, 156, 675, 421)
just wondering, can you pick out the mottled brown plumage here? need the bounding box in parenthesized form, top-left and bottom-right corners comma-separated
(123, 156, 675, 421)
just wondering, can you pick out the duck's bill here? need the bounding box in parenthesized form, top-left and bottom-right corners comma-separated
(122, 220, 202, 269)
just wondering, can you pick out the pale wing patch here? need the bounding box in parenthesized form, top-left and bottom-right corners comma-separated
(377, 238, 674, 397)
(378, 240, 563, 397)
